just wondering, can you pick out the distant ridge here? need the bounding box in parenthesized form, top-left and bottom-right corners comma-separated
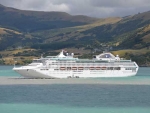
(0, 4, 98, 32)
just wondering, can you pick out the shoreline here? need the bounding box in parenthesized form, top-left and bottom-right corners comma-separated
(0, 77, 150, 85)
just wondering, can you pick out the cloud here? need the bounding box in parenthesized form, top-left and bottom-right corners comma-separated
(0, 0, 150, 18)
(91, 0, 150, 7)
(0, 0, 70, 12)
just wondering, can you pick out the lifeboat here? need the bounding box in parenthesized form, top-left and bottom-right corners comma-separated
(60, 67, 66, 70)
(72, 67, 77, 70)
(101, 67, 106, 70)
(90, 67, 95, 70)
(78, 67, 83, 70)
(96, 67, 100, 70)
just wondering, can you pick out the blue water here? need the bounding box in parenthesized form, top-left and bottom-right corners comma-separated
(0, 65, 21, 77)
(0, 65, 150, 113)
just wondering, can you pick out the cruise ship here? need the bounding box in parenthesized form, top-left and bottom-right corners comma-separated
(13, 50, 139, 78)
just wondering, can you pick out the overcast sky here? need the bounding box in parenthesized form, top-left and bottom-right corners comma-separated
(0, 0, 150, 18)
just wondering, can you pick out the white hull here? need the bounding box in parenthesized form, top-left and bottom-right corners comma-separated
(13, 68, 138, 78)
(14, 69, 50, 78)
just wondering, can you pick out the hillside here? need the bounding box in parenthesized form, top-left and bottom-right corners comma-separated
(30, 17, 122, 45)
(0, 4, 150, 50)
(30, 11, 150, 50)
(0, 26, 43, 51)
(0, 4, 98, 32)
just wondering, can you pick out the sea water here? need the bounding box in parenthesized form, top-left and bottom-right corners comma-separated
(0, 65, 21, 77)
(0, 65, 150, 113)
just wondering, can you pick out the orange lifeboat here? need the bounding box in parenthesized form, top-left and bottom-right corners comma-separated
(78, 67, 83, 70)
(101, 67, 106, 70)
(60, 67, 66, 70)
(72, 67, 77, 70)
(90, 67, 95, 70)
(96, 67, 100, 70)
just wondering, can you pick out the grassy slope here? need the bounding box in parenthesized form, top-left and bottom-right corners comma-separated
(117, 24, 150, 49)
(112, 48, 150, 57)
(0, 49, 38, 65)
(141, 24, 150, 42)
(31, 17, 122, 43)
(75, 17, 122, 31)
